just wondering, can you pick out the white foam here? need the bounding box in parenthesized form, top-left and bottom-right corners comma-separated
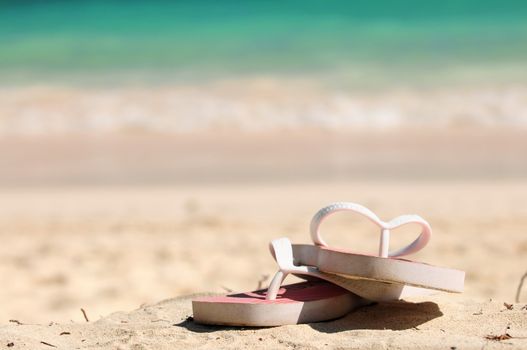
(1, 83, 526, 135)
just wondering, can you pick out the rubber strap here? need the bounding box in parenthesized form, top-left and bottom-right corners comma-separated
(266, 237, 320, 300)
(310, 202, 432, 258)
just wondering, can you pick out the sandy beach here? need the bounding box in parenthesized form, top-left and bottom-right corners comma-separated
(0, 76, 527, 349)
(0, 176, 526, 348)
(0, 294, 525, 349)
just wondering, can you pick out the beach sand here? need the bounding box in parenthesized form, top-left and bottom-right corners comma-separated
(0, 294, 525, 349)
(0, 176, 526, 348)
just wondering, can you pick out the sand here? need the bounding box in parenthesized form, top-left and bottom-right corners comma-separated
(1, 128, 527, 186)
(0, 295, 526, 350)
(0, 180, 526, 349)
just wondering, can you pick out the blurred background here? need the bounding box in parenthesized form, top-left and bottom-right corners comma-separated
(0, 0, 526, 323)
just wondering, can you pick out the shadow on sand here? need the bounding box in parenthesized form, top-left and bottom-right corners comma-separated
(309, 300, 442, 333)
(174, 316, 269, 333)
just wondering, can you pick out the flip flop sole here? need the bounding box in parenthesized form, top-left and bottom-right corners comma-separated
(192, 281, 364, 327)
(292, 245, 465, 294)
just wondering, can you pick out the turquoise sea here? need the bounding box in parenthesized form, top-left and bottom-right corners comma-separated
(1, 0, 527, 84)
(1, 0, 527, 134)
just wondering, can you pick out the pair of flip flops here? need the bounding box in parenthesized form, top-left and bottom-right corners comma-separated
(193, 202, 465, 326)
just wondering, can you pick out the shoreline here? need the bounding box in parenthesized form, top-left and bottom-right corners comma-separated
(1, 80, 527, 137)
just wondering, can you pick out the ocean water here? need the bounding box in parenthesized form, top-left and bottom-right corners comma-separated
(1, 0, 527, 83)
(1, 0, 527, 133)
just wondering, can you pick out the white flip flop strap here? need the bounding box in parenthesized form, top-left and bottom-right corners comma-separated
(266, 237, 321, 300)
(310, 202, 432, 258)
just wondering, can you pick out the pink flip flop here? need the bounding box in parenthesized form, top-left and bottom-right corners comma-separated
(292, 202, 465, 299)
(192, 237, 369, 326)
(192, 281, 364, 327)
(192, 202, 465, 326)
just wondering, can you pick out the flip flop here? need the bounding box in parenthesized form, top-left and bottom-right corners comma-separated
(192, 202, 465, 326)
(192, 281, 365, 327)
(289, 202, 465, 300)
(192, 238, 370, 326)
